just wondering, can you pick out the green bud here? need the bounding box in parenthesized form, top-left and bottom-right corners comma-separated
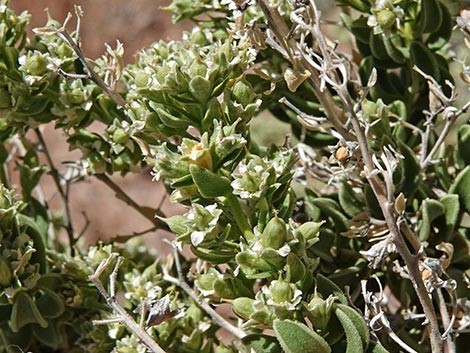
(0, 256, 12, 287)
(112, 128, 129, 144)
(87, 151, 107, 174)
(250, 310, 272, 325)
(21, 53, 48, 76)
(134, 71, 150, 87)
(214, 279, 236, 299)
(375, 8, 396, 29)
(261, 216, 287, 250)
(231, 79, 256, 107)
(56, 42, 74, 58)
(270, 280, 292, 303)
(197, 272, 218, 292)
(261, 248, 285, 268)
(306, 290, 334, 331)
(232, 297, 255, 320)
(296, 221, 323, 249)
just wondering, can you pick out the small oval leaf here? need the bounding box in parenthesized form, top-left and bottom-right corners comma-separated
(273, 319, 331, 353)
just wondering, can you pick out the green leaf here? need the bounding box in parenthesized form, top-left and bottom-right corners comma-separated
(160, 214, 188, 235)
(369, 341, 391, 353)
(418, 199, 445, 241)
(370, 32, 389, 61)
(154, 106, 192, 129)
(335, 304, 370, 348)
(11, 291, 48, 332)
(311, 198, 349, 232)
(32, 321, 62, 349)
(455, 124, 470, 168)
(382, 33, 406, 64)
(334, 307, 364, 353)
(410, 41, 440, 81)
(426, 1, 453, 49)
(191, 246, 236, 264)
(414, 0, 442, 36)
(316, 274, 347, 305)
(35, 288, 65, 319)
(273, 319, 331, 353)
(449, 166, 470, 214)
(336, 0, 370, 12)
(397, 140, 421, 198)
(189, 76, 212, 103)
(338, 178, 363, 217)
(286, 253, 306, 283)
(441, 194, 460, 240)
(189, 164, 232, 198)
(242, 334, 282, 353)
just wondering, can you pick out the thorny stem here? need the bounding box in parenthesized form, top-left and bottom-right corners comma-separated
(89, 254, 167, 353)
(35, 129, 76, 256)
(162, 247, 247, 340)
(257, 0, 443, 351)
(95, 174, 169, 231)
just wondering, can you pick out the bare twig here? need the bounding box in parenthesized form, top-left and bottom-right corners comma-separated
(35, 128, 76, 255)
(256, 0, 354, 140)
(361, 279, 418, 353)
(89, 254, 167, 353)
(94, 174, 169, 231)
(435, 289, 455, 353)
(257, 1, 443, 350)
(162, 246, 247, 340)
(35, 8, 128, 109)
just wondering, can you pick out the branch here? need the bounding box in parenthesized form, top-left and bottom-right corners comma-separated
(89, 254, 168, 353)
(34, 8, 128, 109)
(94, 174, 169, 231)
(256, 0, 354, 140)
(257, 1, 443, 351)
(162, 246, 247, 340)
(35, 128, 76, 255)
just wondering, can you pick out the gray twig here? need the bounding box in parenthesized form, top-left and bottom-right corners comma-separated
(89, 254, 167, 353)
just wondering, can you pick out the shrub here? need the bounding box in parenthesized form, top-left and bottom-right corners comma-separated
(1, 0, 470, 352)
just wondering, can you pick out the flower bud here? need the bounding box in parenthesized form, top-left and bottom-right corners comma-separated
(296, 221, 323, 242)
(231, 79, 256, 107)
(112, 127, 129, 144)
(261, 216, 287, 250)
(375, 8, 396, 29)
(270, 280, 293, 304)
(21, 52, 48, 76)
(232, 297, 255, 320)
(306, 290, 334, 331)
